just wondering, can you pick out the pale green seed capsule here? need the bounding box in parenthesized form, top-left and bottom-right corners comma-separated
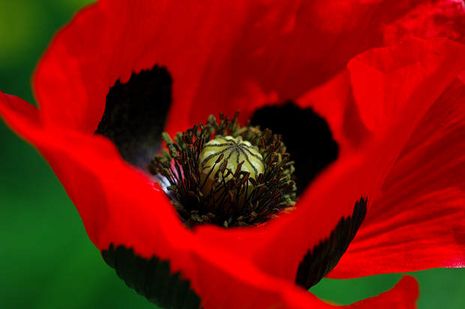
(199, 136, 264, 197)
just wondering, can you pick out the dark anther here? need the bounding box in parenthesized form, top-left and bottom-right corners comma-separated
(251, 102, 339, 196)
(96, 66, 172, 168)
(102, 245, 201, 309)
(295, 198, 367, 289)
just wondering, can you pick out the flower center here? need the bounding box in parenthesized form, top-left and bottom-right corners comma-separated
(149, 115, 296, 228)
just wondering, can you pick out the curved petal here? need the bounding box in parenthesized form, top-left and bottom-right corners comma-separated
(327, 2, 465, 278)
(17, 0, 464, 303)
(0, 92, 184, 250)
(1, 91, 421, 309)
(195, 37, 465, 284)
(349, 276, 418, 309)
(330, 76, 465, 278)
(349, 38, 465, 135)
(34, 3, 105, 132)
(34, 0, 430, 135)
(0, 92, 310, 308)
(234, 0, 431, 101)
(34, 0, 299, 133)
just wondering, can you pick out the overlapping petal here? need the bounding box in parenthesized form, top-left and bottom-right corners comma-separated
(34, 0, 432, 133)
(330, 76, 465, 278)
(2, 0, 465, 307)
(0, 93, 418, 308)
(195, 37, 465, 284)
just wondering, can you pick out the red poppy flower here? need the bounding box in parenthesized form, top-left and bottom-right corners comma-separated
(2, 0, 465, 308)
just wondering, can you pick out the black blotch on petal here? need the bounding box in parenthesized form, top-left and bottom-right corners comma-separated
(250, 102, 339, 195)
(295, 198, 367, 289)
(102, 245, 201, 309)
(96, 66, 172, 168)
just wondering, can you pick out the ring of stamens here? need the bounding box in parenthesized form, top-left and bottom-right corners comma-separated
(149, 114, 296, 228)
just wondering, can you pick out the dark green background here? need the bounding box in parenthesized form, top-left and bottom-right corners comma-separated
(0, 1, 464, 308)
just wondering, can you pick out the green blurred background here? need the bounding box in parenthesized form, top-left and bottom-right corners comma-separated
(0, 0, 464, 308)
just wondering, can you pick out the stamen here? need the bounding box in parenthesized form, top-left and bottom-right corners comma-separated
(149, 114, 296, 228)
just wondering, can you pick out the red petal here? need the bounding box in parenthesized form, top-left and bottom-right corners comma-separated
(1, 92, 421, 308)
(316, 3, 465, 277)
(12, 0, 463, 303)
(194, 37, 465, 284)
(0, 93, 297, 308)
(330, 76, 465, 278)
(34, 0, 294, 133)
(34, 0, 429, 134)
(349, 276, 418, 309)
(384, 0, 465, 44)
(235, 0, 431, 101)
(34, 3, 106, 132)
